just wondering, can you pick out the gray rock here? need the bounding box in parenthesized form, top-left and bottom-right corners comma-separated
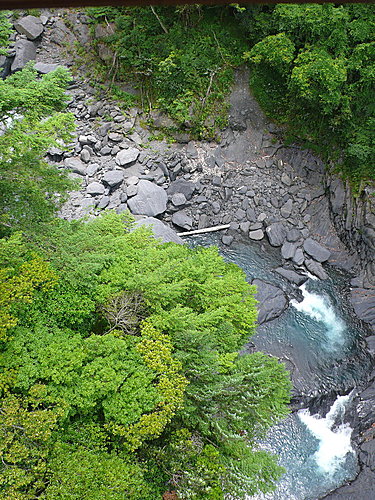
(11, 39, 36, 72)
(303, 238, 331, 262)
(281, 172, 292, 186)
(171, 192, 187, 207)
(350, 288, 375, 332)
(97, 196, 110, 209)
(116, 203, 128, 214)
(100, 146, 112, 156)
(365, 336, 375, 356)
(86, 163, 100, 177)
(64, 157, 86, 176)
(275, 267, 307, 286)
(246, 208, 257, 222)
(222, 235, 234, 246)
(126, 175, 139, 186)
(80, 198, 97, 210)
(80, 149, 91, 163)
(108, 132, 122, 142)
(305, 259, 328, 280)
(252, 279, 288, 324)
(127, 184, 138, 197)
(281, 198, 293, 218)
(167, 180, 196, 200)
(116, 148, 139, 166)
(292, 248, 305, 266)
(249, 229, 264, 241)
(266, 223, 287, 247)
(281, 241, 298, 260)
(127, 180, 167, 217)
(34, 62, 64, 74)
(86, 181, 105, 196)
(133, 217, 184, 245)
(14, 16, 43, 40)
(172, 211, 193, 230)
(102, 170, 124, 188)
(360, 439, 375, 470)
(240, 221, 250, 233)
(211, 201, 221, 214)
(287, 228, 301, 242)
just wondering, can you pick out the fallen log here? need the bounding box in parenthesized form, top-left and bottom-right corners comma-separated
(178, 224, 231, 236)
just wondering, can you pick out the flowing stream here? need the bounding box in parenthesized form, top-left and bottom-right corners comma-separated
(188, 234, 371, 499)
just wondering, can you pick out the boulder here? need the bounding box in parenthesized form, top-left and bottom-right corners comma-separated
(11, 39, 36, 72)
(102, 170, 124, 188)
(115, 148, 139, 166)
(127, 180, 167, 217)
(303, 238, 331, 262)
(249, 229, 264, 241)
(14, 16, 43, 40)
(167, 180, 196, 200)
(265, 222, 287, 247)
(86, 182, 105, 196)
(322, 466, 375, 500)
(64, 157, 86, 176)
(281, 241, 298, 260)
(133, 217, 184, 245)
(172, 211, 193, 230)
(304, 259, 328, 280)
(252, 279, 288, 324)
(275, 267, 307, 286)
(292, 248, 305, 266)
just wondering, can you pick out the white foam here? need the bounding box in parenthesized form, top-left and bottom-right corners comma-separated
(291, 284, 345, 344)
(298, 394, 354, 475)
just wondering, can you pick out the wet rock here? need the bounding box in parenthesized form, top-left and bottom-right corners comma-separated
(116, 148, 139, 166)
(102, 170, 124, 188)
(252, 279, 288, 324)
(11, 39, 36, 72)
(275, 267, 307, 286)
(86, 182, 105, 196)
(14, 16, 44, 40)
(133, 217, 184, 244)
(303, 238, 331, 262)
(266, 223, 287, 247)
(323, 466, 375, 500)
(222, 235, 234, 246)
(304, 259, 329, 280)
(127, 180, 167, 217)
(172, 211, 193, 230)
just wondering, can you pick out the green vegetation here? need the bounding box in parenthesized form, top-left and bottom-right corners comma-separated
(240, 4, 374, 185)
(87, 6, 246, 139)
(86, 4, 374, 185)
(0, 213, 291, 499)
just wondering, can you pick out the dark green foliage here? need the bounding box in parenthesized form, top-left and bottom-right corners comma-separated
(87, 6, 246, 138)
(0, 11, 12, 54)
(240, 4, 374, 185)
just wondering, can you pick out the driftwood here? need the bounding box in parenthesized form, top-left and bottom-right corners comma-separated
(178, 224, 230, 236)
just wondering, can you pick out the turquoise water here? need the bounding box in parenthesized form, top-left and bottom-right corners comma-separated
(188, 234, 370, 499)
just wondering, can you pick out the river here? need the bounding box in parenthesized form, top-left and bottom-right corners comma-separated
(188, 234, 371, 500)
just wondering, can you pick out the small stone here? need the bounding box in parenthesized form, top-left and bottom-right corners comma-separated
(86, 163, 100, 177)
(222, 235, 234, 246)
(281, 199, 293, 218)
(212, 201, 221, 214)
(127, 184, 138, 197)
(100, 146, 112, 156)
(258, 212, 267, 222)
(212, 176, 221, 186)
(293, 248, 305, 266)
(240, 221, 250, 233)
(281, 241, 298, 260)
(170, 192, 186, 207)
(235, 208, 246, 221)
(281, 173, 292, 186)
(249, 229, 264, 240)
(108, 132, 122, 142)
(287, 228, 301, 242)
(126, 175, 139, 186)
(97, 196, 110, 209)
(80, 149, 91, 163)
(116, 203, 128, 214)
(120, 192, 128, 203)
(64, 157, 86, 176)
(86, 181, 105, 195)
